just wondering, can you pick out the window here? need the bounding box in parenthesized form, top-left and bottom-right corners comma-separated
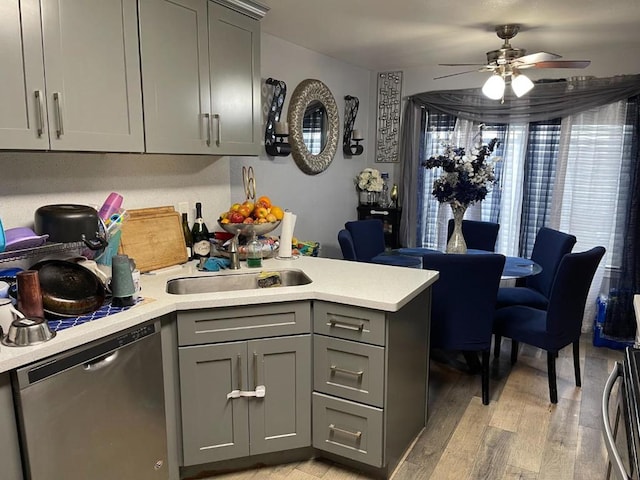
(419, 100, 634, 328)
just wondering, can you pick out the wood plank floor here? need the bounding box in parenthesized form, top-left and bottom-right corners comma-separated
(197, 335, 624, 480)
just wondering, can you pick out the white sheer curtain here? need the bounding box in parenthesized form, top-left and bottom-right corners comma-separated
(494, 124, 528, 257)
(433, 119, 483, 249)
(550, 101, 628, 330)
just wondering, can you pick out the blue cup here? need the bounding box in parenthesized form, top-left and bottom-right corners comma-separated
(0, 218, 5, 253)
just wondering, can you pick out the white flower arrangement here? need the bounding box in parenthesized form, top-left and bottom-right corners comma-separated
(355, 168, 384, 192)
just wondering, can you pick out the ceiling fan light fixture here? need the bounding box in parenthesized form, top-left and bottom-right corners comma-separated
(512, 72, 534, 97)
(482, 74, 505, 100)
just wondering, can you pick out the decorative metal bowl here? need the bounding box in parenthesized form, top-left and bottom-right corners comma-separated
(217, 220, 281, 238)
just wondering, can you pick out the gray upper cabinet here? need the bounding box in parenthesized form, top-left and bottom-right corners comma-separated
(0, 0, 144, 152)
(140, 0, 264, 155)
(0, 0, 47, 150)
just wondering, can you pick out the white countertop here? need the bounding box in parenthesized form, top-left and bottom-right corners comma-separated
(0, 256, 438, 373)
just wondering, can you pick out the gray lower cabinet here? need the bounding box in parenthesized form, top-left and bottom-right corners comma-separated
(177, 302, 312, 466)
(312, 291, 431, 476)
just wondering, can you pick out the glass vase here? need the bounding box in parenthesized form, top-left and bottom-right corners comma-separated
(446, 203, 468, 254)
(359, 190, 377, 205)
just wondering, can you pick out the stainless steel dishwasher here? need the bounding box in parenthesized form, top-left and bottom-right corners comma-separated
(12, 321, 168, 480)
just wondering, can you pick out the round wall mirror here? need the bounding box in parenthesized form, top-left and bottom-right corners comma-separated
(288, 79, 339, 175)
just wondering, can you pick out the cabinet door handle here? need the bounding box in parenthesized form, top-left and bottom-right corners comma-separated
(253, 352, 259, 389)
(53, 92, 64, 138)
(369, 210, 389, 215)
(236, 354, 242, 391)
(328, 424, 362, 440)
(213, 113, 221, 146)
(34, 90, 45, 137)
(330, 365, 364, 377)
(204, 113, 211, 146)
(329, 317, 365, 332)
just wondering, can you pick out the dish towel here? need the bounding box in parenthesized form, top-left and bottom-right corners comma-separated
(202, 257, 231, 271)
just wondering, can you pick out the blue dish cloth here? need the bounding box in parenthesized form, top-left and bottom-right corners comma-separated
(202, 257, 231, 271)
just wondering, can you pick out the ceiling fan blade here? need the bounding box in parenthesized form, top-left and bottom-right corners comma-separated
(433, 68, 483, 80)
(515, 51, 562, 65)
(533, 60, 591, 69)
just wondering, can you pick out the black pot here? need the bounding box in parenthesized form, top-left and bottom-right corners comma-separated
(34, 204, 108, 250)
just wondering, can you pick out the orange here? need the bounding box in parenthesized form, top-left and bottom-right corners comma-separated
(257, 196, 272, 208)
(270, 205, 284, 220)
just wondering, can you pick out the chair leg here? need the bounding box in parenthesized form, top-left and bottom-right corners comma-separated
(494, 335, 502, 358)
(573, 341, 581, 387)
(481, 350, 490, 405)
(547, 351, 558, 404)
(510, 340, 519, 365)
(462, 351, 482, 374)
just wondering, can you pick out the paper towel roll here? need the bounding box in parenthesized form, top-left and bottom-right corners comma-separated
(279, 211, 297, 258)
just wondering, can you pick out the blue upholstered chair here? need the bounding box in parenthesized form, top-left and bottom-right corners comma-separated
(496, 227, 577, 309)
(422, 252, 506, 405)
(446, 219, 500, 252)
(493, 246, 605, 404)
(343, 219, 421, 268)
(345, 219, 386, 262)
(338, 229, 357, 260)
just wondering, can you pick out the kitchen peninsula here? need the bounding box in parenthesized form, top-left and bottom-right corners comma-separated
(0, 257, 438, 480)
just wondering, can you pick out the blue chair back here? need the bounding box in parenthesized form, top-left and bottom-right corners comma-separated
(423, 253, 505, 351)
(337, 229, 357, 260)
(447, 219, 500, 251)
(525, 227, 577, 298)
(545, 246, 606, 349)
(345, 219, 386, 262)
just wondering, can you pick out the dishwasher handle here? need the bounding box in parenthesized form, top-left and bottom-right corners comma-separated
(83, 351, 119, 371)
(602, 361, 630, 480)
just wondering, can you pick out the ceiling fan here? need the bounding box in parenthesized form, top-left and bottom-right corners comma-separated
(436, 25, 591, 99)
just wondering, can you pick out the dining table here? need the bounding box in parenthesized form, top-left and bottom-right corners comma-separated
(394, 247, 542, 280)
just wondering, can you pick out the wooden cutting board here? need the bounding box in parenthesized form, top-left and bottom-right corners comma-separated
(118, 206, 188, 272)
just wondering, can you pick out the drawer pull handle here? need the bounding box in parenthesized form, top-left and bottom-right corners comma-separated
(329, 318, 364, 332)
(329, 424, 362, 440)
(369, 209, 389, 215)
(330, 365, 364, 377)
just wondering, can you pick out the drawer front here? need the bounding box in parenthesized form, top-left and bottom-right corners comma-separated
(312, 392, 383, 468)
(313, 302, 386, 346)
(177, 301, 311, 346)
(314, 335, 385, 407)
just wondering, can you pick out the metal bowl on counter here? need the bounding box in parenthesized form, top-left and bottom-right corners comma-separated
(217, 220, 281, 237)
(2, 316, 56, 347)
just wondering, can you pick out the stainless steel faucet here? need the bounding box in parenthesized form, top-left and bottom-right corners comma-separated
(229, 235, 240, 269)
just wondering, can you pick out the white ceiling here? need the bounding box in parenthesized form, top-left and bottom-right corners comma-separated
(260, 0, 640, 77)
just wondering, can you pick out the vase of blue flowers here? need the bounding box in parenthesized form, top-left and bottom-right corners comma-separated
(423, 137, 500, 253)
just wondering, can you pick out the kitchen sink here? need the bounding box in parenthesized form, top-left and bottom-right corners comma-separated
(166, 269, 312, 294)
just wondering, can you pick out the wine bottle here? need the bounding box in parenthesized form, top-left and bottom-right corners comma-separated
(191, 202, 211, 260)
(181, 212, 193, 260)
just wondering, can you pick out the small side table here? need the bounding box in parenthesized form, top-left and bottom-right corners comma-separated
(356, 205, 402, 249)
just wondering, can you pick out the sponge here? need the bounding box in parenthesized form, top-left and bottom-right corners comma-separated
(256, 271, 282, 288)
